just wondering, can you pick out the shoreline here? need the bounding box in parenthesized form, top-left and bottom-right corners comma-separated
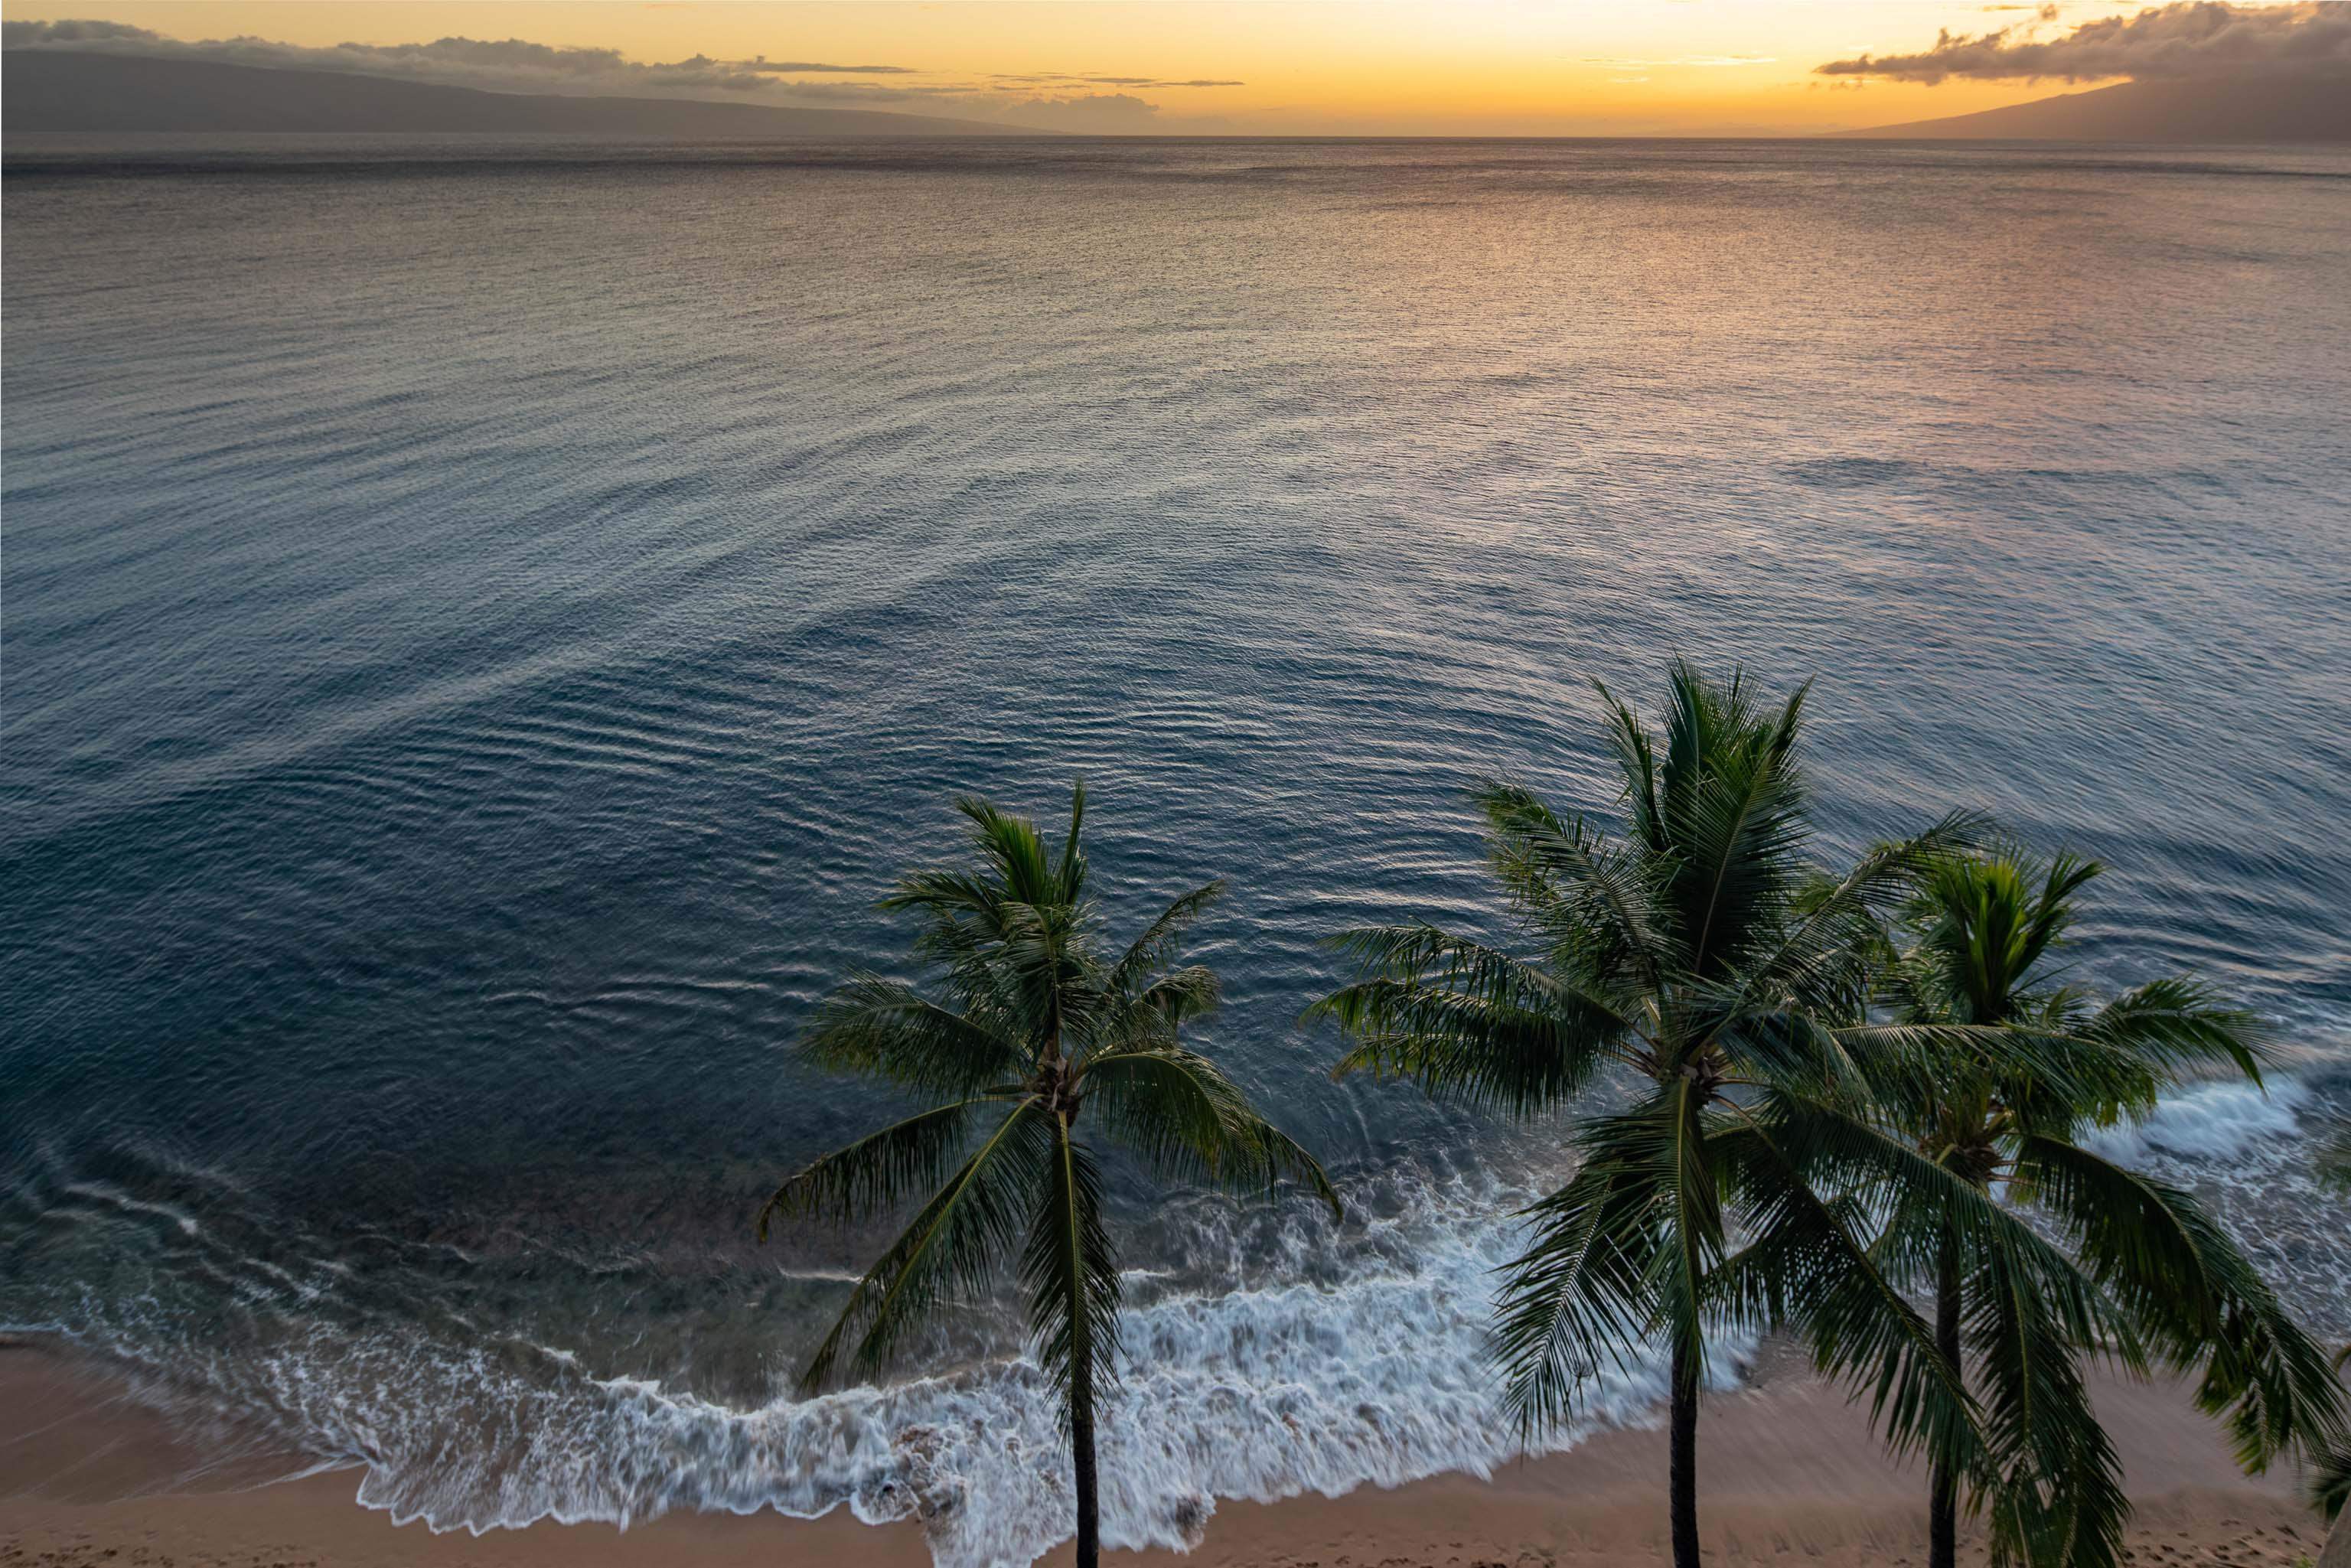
(0, 1342, 2328, 1567)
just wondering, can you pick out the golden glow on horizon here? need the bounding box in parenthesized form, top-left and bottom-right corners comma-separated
(0, 1, 2158, 135)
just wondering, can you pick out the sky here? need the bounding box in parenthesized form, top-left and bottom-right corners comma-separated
(2, 2, 2340, 135)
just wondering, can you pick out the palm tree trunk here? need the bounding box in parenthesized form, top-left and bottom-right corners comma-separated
(1930, 1228, 1963, 1568)
(1070, 1340, 1100, 1568)
(1670, 1332, 1700, 1568)
(1060, 1113, 1101, 1568)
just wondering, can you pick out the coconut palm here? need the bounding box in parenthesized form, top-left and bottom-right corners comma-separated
(1314, 661, 2068, 1568)
(759, 784, 1339, 1568)
(1864, 849, 2347, 1568)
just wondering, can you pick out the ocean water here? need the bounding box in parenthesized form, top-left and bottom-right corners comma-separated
(4, 136, 2349, 1565)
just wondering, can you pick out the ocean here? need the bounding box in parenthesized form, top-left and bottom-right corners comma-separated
(4, 136, 2349, 1566)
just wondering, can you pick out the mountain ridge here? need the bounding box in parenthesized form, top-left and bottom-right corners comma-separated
(1830, 73, 2349, 142)
(2, 51, 1053, 138)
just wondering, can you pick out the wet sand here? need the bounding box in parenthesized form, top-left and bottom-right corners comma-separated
(1, 1342, 2330, 1567)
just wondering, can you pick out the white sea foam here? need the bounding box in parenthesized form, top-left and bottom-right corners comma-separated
(2079, 1075, 2311, 1165)
(64, 1165, 1747, 1568)
(2069, 1071, 2350, 1341)
(70, 1074, 2345, 1568)
(383, 1172, 1739, 1566)
(298, 1073, 2327, 1565)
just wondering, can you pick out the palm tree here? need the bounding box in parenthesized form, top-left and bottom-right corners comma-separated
(1315, 661, 2046, 1568)
(759, 784, 1339, 1568)
(1865, 849, 2348, 1568)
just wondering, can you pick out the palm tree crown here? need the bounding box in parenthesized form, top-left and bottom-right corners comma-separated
(761, 784, 1338, 1568)
(1869, 849, 2349, 1568)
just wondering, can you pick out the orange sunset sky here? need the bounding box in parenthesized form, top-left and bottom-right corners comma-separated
(0, 0, 2212, 135)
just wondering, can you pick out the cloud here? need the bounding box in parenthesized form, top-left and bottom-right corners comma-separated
(0, 21, 919, 96)
(989, 71, 1244, 88)
(1815, 1, 2351, 84)
(712, 77, 990, 103)
(1583, 54, 1777, 67)
(742, 60, 918, 74)
(998, 93, 1165, 132)
(0, 19, 1238, 127)
(4, 18, 145, 44)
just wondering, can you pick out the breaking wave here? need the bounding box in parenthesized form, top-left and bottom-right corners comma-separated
(18, 1066, 2349, 1567)
(13, 1161, 1748, 1568)
(2081, 1075, 2312, 1165)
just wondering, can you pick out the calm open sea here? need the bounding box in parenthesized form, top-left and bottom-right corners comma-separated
(5, 136, 2349, 1566)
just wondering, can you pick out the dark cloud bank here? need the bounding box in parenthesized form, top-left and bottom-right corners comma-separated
(1821, 1, 2350, 85)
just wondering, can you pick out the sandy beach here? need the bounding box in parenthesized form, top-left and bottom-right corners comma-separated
(3, 1341, 2332, 1568)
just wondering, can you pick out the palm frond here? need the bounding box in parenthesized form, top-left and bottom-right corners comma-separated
(1968, 1216, 2130, 1568)
(992, 895, 1098, 1047)
(1235, 1117, 1345, 1220)
(798, 1101, 1053, 1394)
(1314, 923, 1634, 1113)
(1658, 666, 1811, 980)
(1136, 963, 1221, 1029)
(1707, 1095, 1984, 1482)
(758, 1098, 990, 1235)
(1488, 1099, 1676, 1440)
(1591, 677, 1665, 854)
(1056, 778, 1088, 904)
(1759, 1091, 2129, 1352)
(1899, 850, 2098, 1026)
(1081, 1045, 1341, 1216)
(800, 976, 1030, 1097)
(1714, 810, 1992, 1028)
(2014, 1134, 2350, 1470)
(1103, 880, 1225, 1008)
(1022, 1118, 1123, 1424)
(882, 869, 1010, 927)
(1472, 781, 1671, 993)
(1827, 1021, 2151, 1125)
(1320, 981, 1621, 1114)
(2079, 978, 2274, 1087)
(2310, 1441, 2351, 1522)
(960, 792, 1067, 907)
